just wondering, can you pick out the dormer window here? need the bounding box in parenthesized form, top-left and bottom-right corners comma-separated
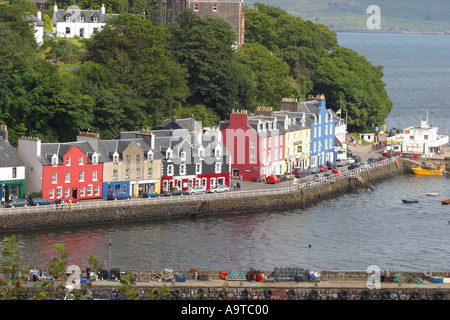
(93, 14, 98, 23)
(92, 153, 98, 165)
(166, 148, 173, 160)
(113, 151, 119, 163)
(52, 154, 58, 166)
(80, 14, 85, 22)
(147, 150, 153, 161)
(198, 147, 204, 158)
(181, 151, 186, 162)
(65, 14, 71, 22)
(214, 146, 222, 157)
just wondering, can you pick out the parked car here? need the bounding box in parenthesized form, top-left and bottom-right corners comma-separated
(207, 185, 229, 193)
(348, 163, 361, 170)
(266, 175, 281, 183)
(331, 169, 343, 176)
(61, 197, 78, 204)
(29, 197, 54, 206)
(187, 186, 207, 195)
(327, 162, 337, 170)
(319, 164, 328, 172)
(368, 157, 379, 164)
(359, 162, 369, 168)
(107, 191, 131, 200)
(313, 173, 324, 181)
(346, 157, 355, 164)
(276, 174, 287, 182)
(293, 168, 310, 177)
(145, 191, 162, 198)
(382, 150, 401, 158)
(163, 189, 188, 196)
(323, 172, 333, 177)
(351, 155, 361, 163)
(378, 156, 387, 162)
(335, 159, 347, 167)
(310, 168, 320, 174)
(5, 199, 29, 208)
(347, 149, 353, 157)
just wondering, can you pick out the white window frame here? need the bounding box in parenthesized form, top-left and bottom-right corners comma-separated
(87, 185, 93, 196)
(79, 171, 84, 182)
(57, 187, 62, 199)
(95, 186, 100, 196)
(167, 165, 174, 176)
(66, 157, 71, 166)
(79, 156, 84, 165)
(180, 164, 186, 175)
(215, 163, 221, 173)
(80, 187, 85, 197)
(65, 188, 70, 198)
(52, 173, 57, 184)
(65, 172, 70, 183)
(93, 170, 98, 181)
(49, 189, 54, 199)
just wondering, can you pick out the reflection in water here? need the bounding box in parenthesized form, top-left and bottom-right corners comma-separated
(2, 175, 450, 272)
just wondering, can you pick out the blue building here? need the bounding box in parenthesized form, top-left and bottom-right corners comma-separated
(300, 95, 336, 168)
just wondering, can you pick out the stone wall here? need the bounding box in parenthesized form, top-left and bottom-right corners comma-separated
(0, 160, 403, 233)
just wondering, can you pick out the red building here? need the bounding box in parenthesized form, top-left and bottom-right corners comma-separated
(220, 109, 285, 182)
(18, 137, 103, 201)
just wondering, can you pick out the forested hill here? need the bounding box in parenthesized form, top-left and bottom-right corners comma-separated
(0, 0, 391, 146)
(245, 0, 450, 34)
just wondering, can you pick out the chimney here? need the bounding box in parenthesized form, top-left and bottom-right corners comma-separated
(229, 109, 249, 128)
(280, 97, 300, 112)
(254, 106, 274, 117)
(77, 132, 101, 153)
(37, 10, 42, 20)
(54, 2, 58, 12)
(137, 129, 155, 149)
(0, 125, 8, 142)
(18, 136, 41, 157)
(101, 3, 105, 14)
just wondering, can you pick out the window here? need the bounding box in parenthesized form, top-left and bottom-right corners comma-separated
(166, 150, 172, 160)
(424, 135, 428, 140)
(136, 168, 140, 178)
(92, 153, 98, 165)
(198, 149, 204, 158)
(147, 151, 153, 161)
(147, 168, 152, 177)
(195, 163, 202, 174)
(80, 14, 84, 22)
(125, 169, 130, 179)
(212, 3, 217, 11)
(49, 189, 54, 199)
(126, 155, 130, 164)
(87, 185, 93, 196)
(279, 148, 283, 159)
(251, 153, 256, 163)
(79, 171, 84, 182)
(215, 147, 221, 157)
(12, 167, 17, 179)
(65, 15, 70, 22)
(167, 165, 174, 176)
(215, 163, 221, 173)
(65, 188, 70, 198)
(80, 187, 85, 197)
(52, 155, 58, 166)
(113, 152, 119, 163)
(95, 186, 100, 196)
(113, 170, 118, 180)
(57, 187, 62, 199)
(251, 140, 256, 148)
(65, 172, 70, 183)
(181, 151, 186, 162)
(93, 170, 98, 181)
(52, 173, 57, 183)
(180, 164, 186, 175)
(66, 157, 71, 166)
(194, 3, 199, 11)
(66, 27, 71, 34)
(93, 15, 98, 23)
(136, 154, 140, 163)
(79, 156, 84, 165)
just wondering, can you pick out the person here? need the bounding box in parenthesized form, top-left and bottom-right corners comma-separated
(236, 182, 241, 190)
(296, 269, 300, 283)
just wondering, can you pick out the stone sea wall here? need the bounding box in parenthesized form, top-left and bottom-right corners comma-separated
(0, 160, 402, 233)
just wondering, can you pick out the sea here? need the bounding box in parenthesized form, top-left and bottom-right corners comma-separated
(2, 33, 450, 273)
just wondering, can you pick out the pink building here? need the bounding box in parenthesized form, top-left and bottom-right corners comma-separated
(221, 109, 285, 182)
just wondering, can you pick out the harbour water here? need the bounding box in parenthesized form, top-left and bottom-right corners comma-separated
(2, 33, 450, 273)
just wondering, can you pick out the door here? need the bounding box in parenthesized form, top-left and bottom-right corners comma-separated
(72, 187, 78, 199)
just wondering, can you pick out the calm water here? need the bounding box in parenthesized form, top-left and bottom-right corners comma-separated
(2, 33, 450, 272)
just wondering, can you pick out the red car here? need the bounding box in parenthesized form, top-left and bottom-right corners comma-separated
(319, 164, 328, 172)
(331, 169, 343, 176)
(266, 175, 281, 183)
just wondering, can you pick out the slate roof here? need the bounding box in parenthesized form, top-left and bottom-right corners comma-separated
(26, 14, 45, 27)
(157, 118, 203, 132)
(38, 141, 95, 165)
(52, 9, 116, 24)
(0, 137, 24, 168)
(100, 138, 163, 163)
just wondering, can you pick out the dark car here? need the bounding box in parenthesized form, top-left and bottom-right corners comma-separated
(29, 197, 54, 206)
(276, 174, 287, 182)
(5, 199, 29, 208)
(293, 168, 310, 178)
(143, 191, 162, 198)
(351, 155, 361, 163)
(368, 157, 379, 164)
(348, 163, 361, 170)
(163, 189, 188, 196)
(327, 162, 337, 170)
(107, 191, 131, 200)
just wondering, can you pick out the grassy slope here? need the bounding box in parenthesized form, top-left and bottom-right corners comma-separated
(245, 0, 450, 33)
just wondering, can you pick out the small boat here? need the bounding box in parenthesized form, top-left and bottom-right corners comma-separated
(411, 166, 446, 176)
(402, 199, 419, 203)
(427, 192, 439, 196)
(442, 199, 450, 205)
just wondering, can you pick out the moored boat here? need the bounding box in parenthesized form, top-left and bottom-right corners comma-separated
(411, 166, 446, 176)
(402, 199, 419, 203)
(427, 192, 439, 196)
(442, 199, 450, 205)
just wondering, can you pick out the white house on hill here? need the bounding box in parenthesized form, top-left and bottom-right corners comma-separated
(51, 3, 117, 39)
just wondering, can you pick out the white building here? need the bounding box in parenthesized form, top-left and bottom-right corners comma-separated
(26, 10, 44, 44)
(51, 3, 117, 39)
(387, 118, 449, 158)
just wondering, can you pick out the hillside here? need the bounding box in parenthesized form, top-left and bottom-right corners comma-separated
(245, 0, 450, 34)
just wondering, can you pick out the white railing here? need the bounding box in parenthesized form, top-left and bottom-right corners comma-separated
(0, 157, 399, 215)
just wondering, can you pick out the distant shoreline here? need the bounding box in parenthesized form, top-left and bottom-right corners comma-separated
(334, 29, 450, 36)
